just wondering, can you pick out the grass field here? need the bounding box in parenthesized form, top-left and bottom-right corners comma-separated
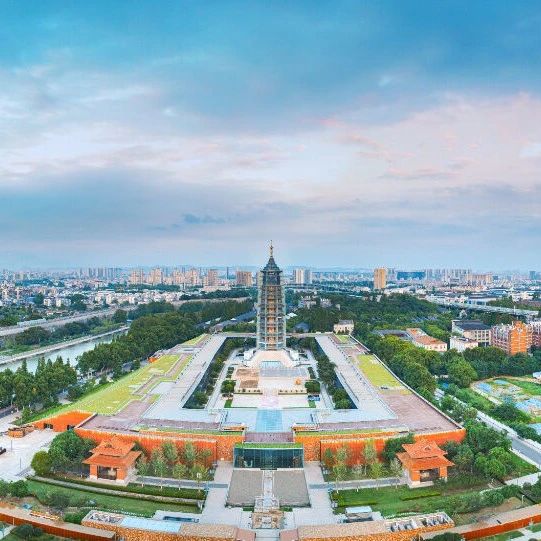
(27, 479, 198, 517)
(182, 334, 207, 346)
(482, 531, 524, 541)
(71, 353, 183, 414)
(332, 482, 493, 517)
(336, 334, 351, 343)
(356, 354, 407, 391)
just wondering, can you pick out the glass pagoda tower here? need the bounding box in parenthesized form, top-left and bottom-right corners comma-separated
(256, 243, 286, 350)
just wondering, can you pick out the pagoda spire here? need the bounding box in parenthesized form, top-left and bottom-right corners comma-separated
(269, 240, 273, 258)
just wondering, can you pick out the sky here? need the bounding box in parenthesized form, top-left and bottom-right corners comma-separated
(1, 1, 541, 270)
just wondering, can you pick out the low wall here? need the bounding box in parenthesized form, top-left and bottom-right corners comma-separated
(0, 504, 114, 541)
(83, 517, 249, 541)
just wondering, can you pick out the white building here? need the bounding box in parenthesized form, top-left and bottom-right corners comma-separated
(449, 336, 478, 353)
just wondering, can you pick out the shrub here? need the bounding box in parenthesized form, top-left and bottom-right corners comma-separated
(430, 534, 462, 541)
(10, 480, 30, 498)
(12, 524, 42, 539)
(31, 450, 52, 476)
(64, 509, 89, 524)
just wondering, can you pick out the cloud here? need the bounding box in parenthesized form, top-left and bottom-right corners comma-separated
(2, 2, 541, 268)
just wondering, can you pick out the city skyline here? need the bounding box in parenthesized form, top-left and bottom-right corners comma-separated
(2, 1, 541, 268)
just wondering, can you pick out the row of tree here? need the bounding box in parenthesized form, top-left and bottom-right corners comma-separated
(136, 441, 212, 484)
(0, 357, 77, 410)
(308, 340, 353, 409)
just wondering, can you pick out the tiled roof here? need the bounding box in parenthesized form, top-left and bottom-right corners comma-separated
(83, 450, 141, 468)
(397, 451, 454, 471)
(89, 437, 134, 457)
(402, 439, 447, 459)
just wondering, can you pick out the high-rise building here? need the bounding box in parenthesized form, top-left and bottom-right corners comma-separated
(373, 268, 387, 290)
(256, 243, 286, 350)
(236, 270, 253, 287)
(530, 321, 541, 348)
(207, 269, 219, 287)
(128, 269, 145, 285)
(293, 268, 312, 285)
(491, 321, 532, 355)
(148, 267, 164, 285)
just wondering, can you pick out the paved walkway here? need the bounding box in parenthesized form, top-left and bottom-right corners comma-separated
(199, 462, 243, 526)
(506, 472, 541, 487)
(292, 462, 336, 527)
(137, 475, 227, 489)
(315, 476, 402, 490)
(0, 427, 56, 481)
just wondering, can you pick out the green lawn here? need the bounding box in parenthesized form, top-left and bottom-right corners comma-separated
(182, 334, 207, 346)
(482, 531, 524, 541)
(40, 353, 190, 416)
(335, 334, 351, 343)
(27, 480, 198, 517)
(356, 354, 408, 391)
(331, 483, 489, 516)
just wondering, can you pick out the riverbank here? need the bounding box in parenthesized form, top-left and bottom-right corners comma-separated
(0, 326, 129, 368)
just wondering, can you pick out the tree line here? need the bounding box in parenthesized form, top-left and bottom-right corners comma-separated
(0, 357, 77, 411)
(77, 300, 252, 377)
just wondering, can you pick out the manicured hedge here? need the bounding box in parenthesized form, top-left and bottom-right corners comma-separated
(38, 476, 204, 502)
(400, 491, 441, 501)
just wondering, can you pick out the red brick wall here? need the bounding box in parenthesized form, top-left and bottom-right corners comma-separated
(33, 410, 94, 432)
(297, 428, 465, 465)
(76, 427, 244, 462)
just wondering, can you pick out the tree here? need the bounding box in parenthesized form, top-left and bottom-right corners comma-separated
(363, 440, 377, 475)
(383, 433, 414, 463)
(389, 458, 403, 487)
(151, 449, 167, 487)
(112, 309, 128, 324)
(453, 444, 474, 473)
(465, 421, 511, 454)
(161, 441, 179, 468)
(369, 461, 385, 489)
(136, 456, 150, 486)
(447, 358, 478, 388)
(183, 442, 197, 469)
(322, 448, 335, 470)
(335, 398, 351, 409)
(48, 431, 95, 473)
(332, 446, 349, 491)
(31, 451, 52, 476)
(485, 458, 506, 480)
(172, 463, 188, 488)
(492, 402, 530, 424)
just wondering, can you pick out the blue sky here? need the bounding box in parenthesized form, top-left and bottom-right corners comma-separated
(1, 1, 541, 269)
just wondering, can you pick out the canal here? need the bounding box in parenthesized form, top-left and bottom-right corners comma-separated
(3, 329, 128, 373)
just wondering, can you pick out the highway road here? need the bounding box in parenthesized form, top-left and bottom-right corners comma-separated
(435, 388, 541, 467)
(0, 296, 251, 338)
(0, 307, 133, 338)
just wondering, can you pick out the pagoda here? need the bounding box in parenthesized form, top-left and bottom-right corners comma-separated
(256, 242, 286, 350)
